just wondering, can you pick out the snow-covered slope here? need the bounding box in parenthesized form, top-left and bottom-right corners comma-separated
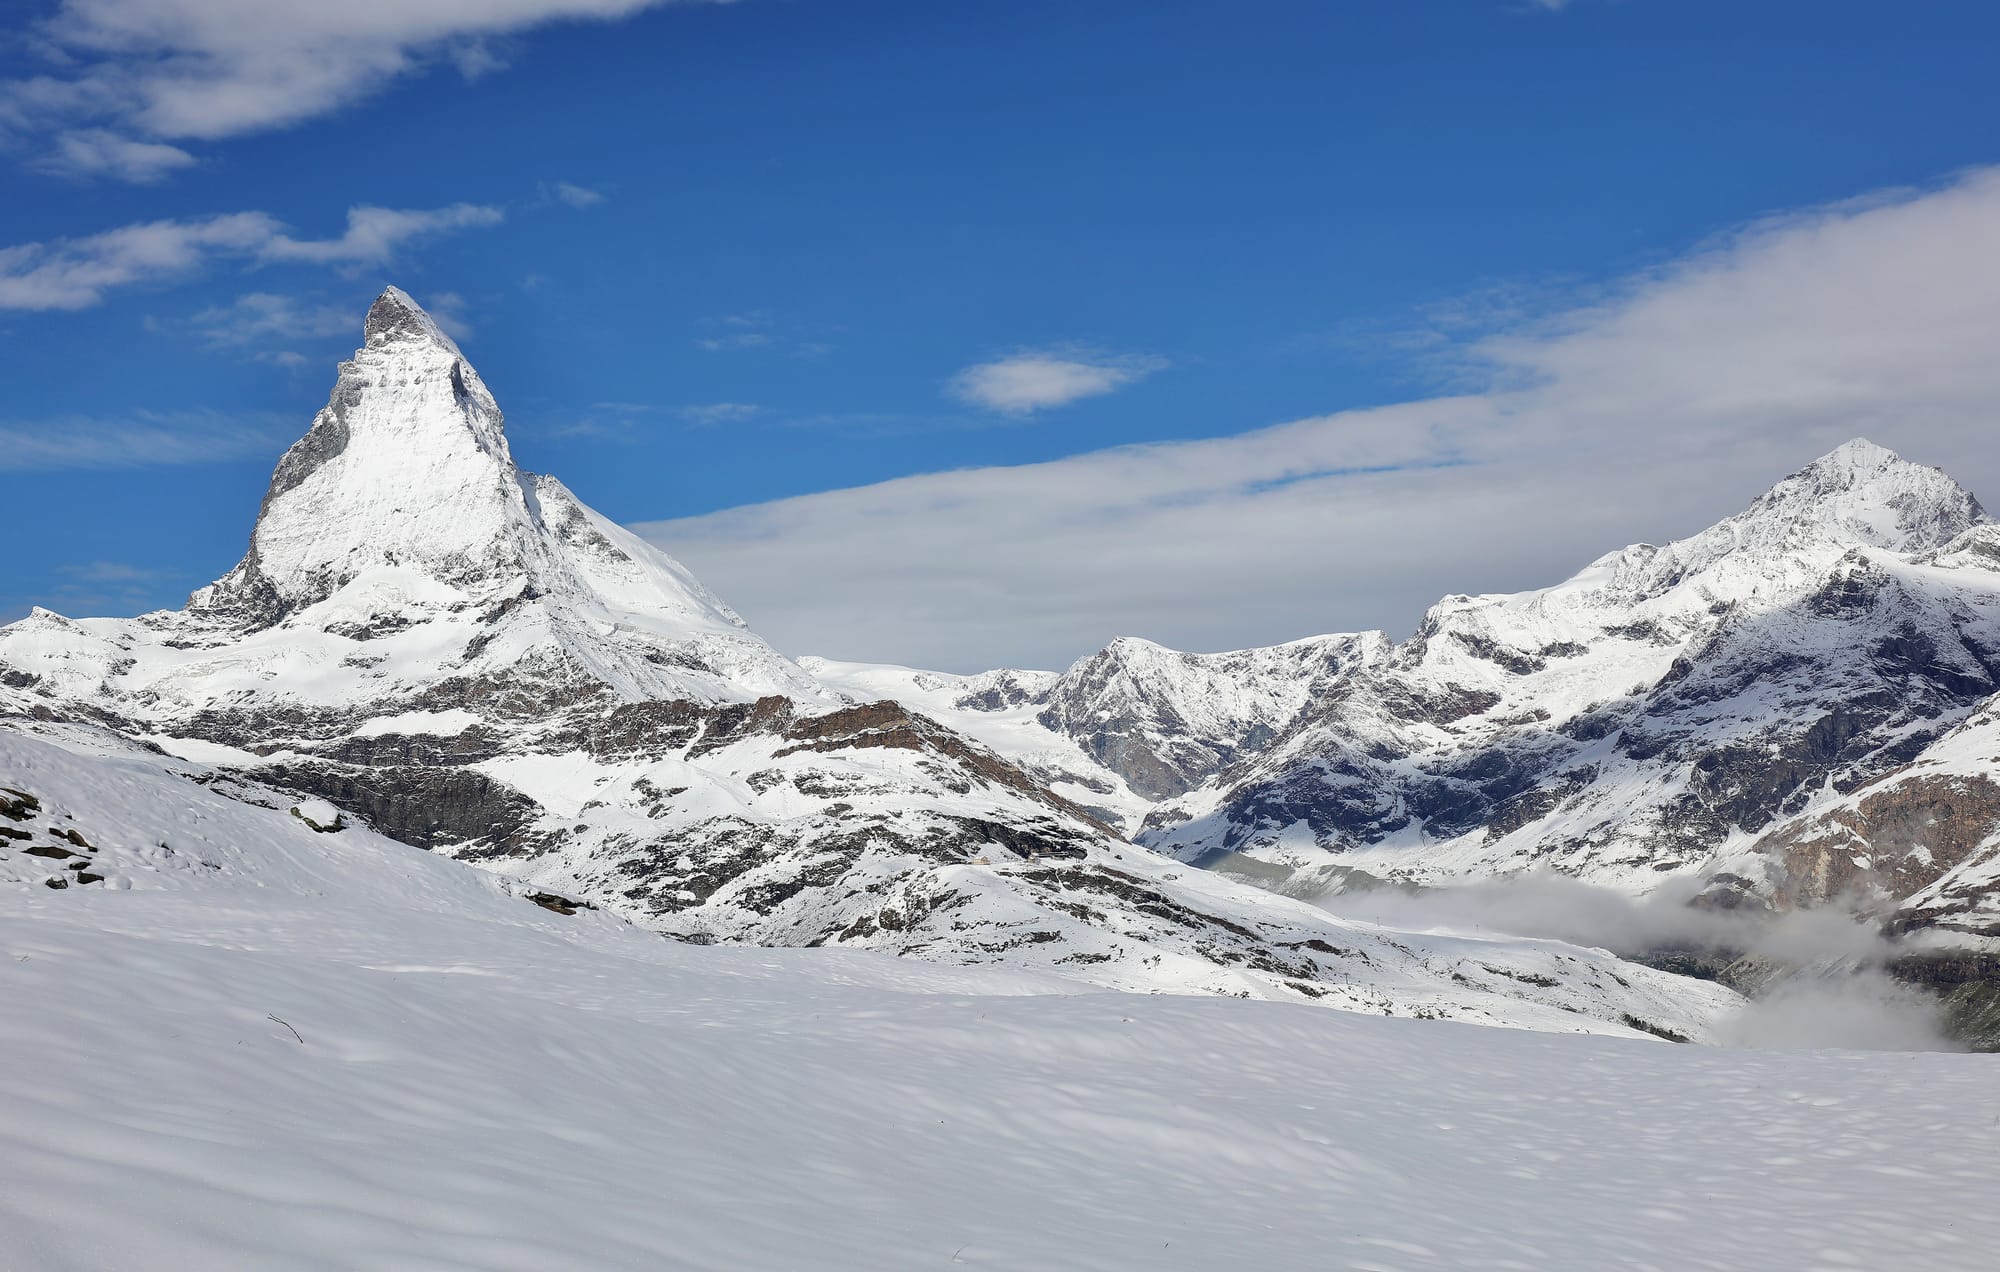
(799, 656, 1154, 830)
(0, 288, 1734, 1033)
(0, 710, 1733, 1036)
(1, 722, 1993, 1271)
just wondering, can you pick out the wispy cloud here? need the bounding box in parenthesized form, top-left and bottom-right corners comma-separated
(0, 213, 278, 311)
(695, 331, 773, 352)
(39, 127, 196, 183)
(258, 204, 502, 266)
(0, 204, 503, 310)
(640, 168, 2000, 671)
(694, 311, 777, 353)
(420, 290, 476, 340)
(677, 402, 762, 428)
(541, 180, 606, 209)
(0, 411, 287, 471)
(2, 1, 732, 181)
(194, 292, 355, 346)
(947, 349, 1168, 414)
(196, 286, 473, 360)
(548, 401, 764, 440)
(40, 561, 183, 616)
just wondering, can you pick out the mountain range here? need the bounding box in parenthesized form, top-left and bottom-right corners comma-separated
(838, 439, 2000, 949)
(7, 287, 1998, 1043)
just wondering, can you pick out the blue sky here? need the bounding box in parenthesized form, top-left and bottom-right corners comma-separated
(5, 0, 2000, 667)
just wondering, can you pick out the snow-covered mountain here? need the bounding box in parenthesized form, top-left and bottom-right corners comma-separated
(0, 288, 1730, 1036)
(852, 441, 2000, 942)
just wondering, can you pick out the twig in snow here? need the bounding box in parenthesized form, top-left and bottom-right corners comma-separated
(267, 1014, 303, 1044)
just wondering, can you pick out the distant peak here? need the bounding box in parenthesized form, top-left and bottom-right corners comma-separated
(364, 285, 458, 351)
(1799, 437, 1902, 475)
(1703, 440, 1985, 563)
(1772, 438, 1974, 506)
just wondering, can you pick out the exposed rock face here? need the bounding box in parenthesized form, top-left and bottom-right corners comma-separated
(0, 288, 1735, 1036)
(1032, 634, 1386, 799)
(1708, 695, 2000, 940)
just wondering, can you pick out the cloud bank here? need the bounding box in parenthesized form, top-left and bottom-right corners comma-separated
(640, 168, 2000, 672)
(1314, 872, 1960, 1051)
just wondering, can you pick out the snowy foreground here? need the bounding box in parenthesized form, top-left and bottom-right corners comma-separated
(2, 744, 1996, 1270)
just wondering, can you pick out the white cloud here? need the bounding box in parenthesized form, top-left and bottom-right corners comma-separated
(947, 350, 1168, 414)
(259, 204, 504, 265)
(0, 212, 279, 310)
(546, 181, 606, 209)
(0, 203, 503, 310)
(416, 289, 476, 340)
(41, 127, 196, 182)
(3, 1, 732, 179)
(195, 292, 355, 345)
(0, 411, 286, 471)
(21, 561, 188, 619)
(677, 402, 762, 428)
(638, 168, 2000, 672)
(551, 401, 764, 440)
(695, 332, 772, 352)
(694, 311, 775, 351)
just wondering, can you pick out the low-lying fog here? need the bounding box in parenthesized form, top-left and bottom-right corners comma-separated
(1314, 873, 1963, 1051)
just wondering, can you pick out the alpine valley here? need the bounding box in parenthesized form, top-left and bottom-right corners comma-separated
(4, 288, 1997, 1044)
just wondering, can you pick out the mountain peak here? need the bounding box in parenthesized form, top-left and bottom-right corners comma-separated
(1794, 437, 1915, 484)
(1748, 438, 1985, 550)
(190, 290, 540, 625)
(363, 285, 459, 352)
(1556, 439, 1987, 608)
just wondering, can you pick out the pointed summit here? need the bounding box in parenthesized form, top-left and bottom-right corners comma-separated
(363, 285, 458, 349)
(165, 286, 808, 701)
(187, 288, 526, 625)
(1743, 438, 1986, 553)
(1564, 439, 1988, 607)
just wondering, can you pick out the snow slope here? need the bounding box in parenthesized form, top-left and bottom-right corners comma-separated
(0, 724, 1993, 1271)
(0, 719, 1736, 1037)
